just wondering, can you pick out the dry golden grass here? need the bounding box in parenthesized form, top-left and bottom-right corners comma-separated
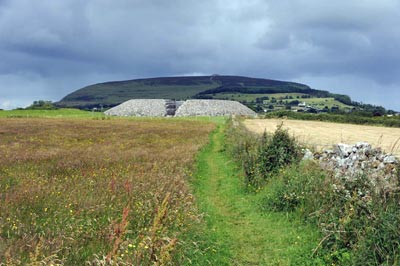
(244, 119, 400, 155)
(0, 118, 215, 265)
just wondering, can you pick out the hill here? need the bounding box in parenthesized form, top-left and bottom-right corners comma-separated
(56, 75, 349, 110)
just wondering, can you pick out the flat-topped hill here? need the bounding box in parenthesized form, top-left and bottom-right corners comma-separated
(56, 75, 332, 109)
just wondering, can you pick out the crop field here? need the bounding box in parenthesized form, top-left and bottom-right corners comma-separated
(0, 118, 215, 265)
(244, 118, 400, 155)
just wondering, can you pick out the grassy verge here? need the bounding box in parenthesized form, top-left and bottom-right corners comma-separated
(192, 122, 320, 265)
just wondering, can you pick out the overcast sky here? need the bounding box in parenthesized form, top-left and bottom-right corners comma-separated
(0, 0, 399, 110)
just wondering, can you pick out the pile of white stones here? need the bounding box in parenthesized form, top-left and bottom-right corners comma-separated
(105, 99, 256, 117)
(303, 142, 398, 185)
(104, 99, 168, 117)
(174, 99, 256, 117)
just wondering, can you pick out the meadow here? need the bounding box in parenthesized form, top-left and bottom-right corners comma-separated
(0, 109, 104, 118)
(3, 109, 398, 265)
(0, 117, 216, 265)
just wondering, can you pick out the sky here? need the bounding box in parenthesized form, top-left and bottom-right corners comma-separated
(0, 0, 399, 110)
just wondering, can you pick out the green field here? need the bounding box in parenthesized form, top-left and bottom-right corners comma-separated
(210, 92, 353, 110)
(0, 108, 103, 118)
(212, 92, 307, 101)
(292, 97, 352, 109)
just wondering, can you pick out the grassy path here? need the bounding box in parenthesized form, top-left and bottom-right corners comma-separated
(193, 124, 320, 265)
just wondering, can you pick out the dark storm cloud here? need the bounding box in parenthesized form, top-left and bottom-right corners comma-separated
(0, 0, 399, 110)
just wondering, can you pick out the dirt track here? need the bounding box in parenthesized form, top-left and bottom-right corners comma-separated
(244, 119, 400, 155)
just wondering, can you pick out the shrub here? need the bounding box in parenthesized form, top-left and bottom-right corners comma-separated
(257, 124, 301, 181)
(225, 119, 301, 189)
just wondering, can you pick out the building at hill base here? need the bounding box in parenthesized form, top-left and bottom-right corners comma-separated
(104, 99, 256, 117)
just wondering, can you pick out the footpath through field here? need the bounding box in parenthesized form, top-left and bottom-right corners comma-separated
(193, 124, 319, 265)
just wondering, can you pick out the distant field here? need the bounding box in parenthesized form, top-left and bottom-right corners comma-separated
(0, 108, 103, 118)
(295, 97, 352, 109)
(211, 93, 352, 109)
(244, 119, 400, 155)
(0, 118, 215, 264)
(212, 92, 307, 101)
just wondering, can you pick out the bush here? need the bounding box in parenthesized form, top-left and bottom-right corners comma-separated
(257, 124, 300, 180)
(225, 119, 301, 189)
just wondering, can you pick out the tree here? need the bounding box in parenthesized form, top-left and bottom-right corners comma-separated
(26, 100, 57, 110)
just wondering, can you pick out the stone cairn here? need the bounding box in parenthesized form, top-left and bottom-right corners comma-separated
(105, 99, 256, 117)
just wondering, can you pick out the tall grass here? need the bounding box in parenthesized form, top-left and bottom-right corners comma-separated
(0, 118, 216, 265)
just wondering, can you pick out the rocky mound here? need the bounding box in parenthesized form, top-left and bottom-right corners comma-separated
(104, 99, 167, 117)
(303, 142, 398, 190)
(174, 100, 256, 117)
(105, 99, 256, 117)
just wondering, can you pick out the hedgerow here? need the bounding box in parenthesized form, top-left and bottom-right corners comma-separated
(264, 110, 400, 128)
(225, 118, 400, 265)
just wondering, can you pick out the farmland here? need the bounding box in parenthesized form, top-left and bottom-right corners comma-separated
(244, 118, 400, 155)
(2, 111, 398, 265)
(0, 118, 216, 264)
(0, 109, 104, 119)
(0, 113, 325, 265)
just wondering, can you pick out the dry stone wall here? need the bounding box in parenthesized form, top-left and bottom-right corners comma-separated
(303, 142, 399, 192)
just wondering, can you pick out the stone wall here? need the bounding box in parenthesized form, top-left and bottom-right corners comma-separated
(303, 142, 399, 191)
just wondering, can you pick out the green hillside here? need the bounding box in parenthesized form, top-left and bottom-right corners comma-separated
(57, 75, 337, 109)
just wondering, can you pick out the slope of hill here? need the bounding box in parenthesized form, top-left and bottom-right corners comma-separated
(56, 75, 335, 109)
